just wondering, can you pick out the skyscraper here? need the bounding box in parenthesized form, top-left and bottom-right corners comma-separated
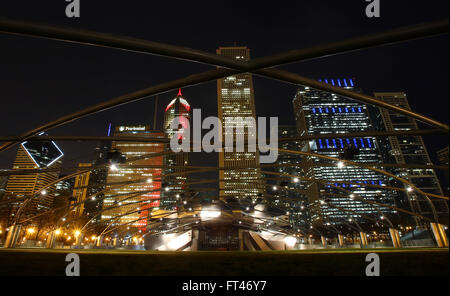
(293, 79, 396, 226)
(70, 163, 92, 219)
(437, 147, 449, 196)
(276, 125, 309, 228)
(373, 92, 448, 225)
(1, 138, 64, 223)
(162, 89, 190, 207)
(216, 46, 263, 201)
(101, 125, 165, 230)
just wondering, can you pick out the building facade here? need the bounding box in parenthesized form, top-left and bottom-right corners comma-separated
(437, 147, 449, 196)
(293, 79, 396, 226)
(373, 92, 448, 225)
(1, 139, 63, 224)
(70, 163, 92, 219)
(162, 89, 190, 208)
(101, 125, 165, 230)
(216, 46, 264, 201)
(275, 125, 309, 228)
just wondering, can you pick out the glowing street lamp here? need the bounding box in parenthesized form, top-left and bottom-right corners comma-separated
(337, 161, 345, 169)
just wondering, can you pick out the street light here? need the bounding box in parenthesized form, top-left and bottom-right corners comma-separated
(337, 161, 345, 168)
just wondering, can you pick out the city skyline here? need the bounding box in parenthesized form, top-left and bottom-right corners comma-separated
(0, 1, 448, 279)
(0, 2, 448, 172)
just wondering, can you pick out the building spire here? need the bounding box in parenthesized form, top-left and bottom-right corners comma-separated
(177, 88, 183, 97)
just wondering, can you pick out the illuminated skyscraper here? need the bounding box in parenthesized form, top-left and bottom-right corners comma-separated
(101, 125, 165, 230)
(373, 92, 448, 225)
(216, 46, 263, 201)
(275, 125, 309, 228)
(293, 79, 396, 226)
(70, 163, 92, 219)
(162, 89, 190, 207)
(1, 138, 63, 223)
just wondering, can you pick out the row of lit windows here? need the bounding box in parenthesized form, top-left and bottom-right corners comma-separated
(315, 137, 375, 149)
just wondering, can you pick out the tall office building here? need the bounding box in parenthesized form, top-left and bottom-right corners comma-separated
(0, 173, 8, 200)
(276, 125, 309, 228)
(293, 79, 396, 226)
(373, 92, 448, 225)
(1, 139, 64, 223)
(216, 46, 263, 201)
(53, 175, 74, 220)
(70, 163, 92, 219)
(101, 125, 165, 230)
(161, 89, 190, 207)
(83, 126, 114, 220)
(0, 172, 10, 226)
(437, 147, 449, 196)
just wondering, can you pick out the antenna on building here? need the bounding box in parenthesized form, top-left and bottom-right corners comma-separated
(153, 95, 158, 130)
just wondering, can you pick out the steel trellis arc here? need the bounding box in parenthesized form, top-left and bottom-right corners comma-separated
(0, 18, 448, 154)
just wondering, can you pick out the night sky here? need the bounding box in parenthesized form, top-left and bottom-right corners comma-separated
(0, 0, 448, 178)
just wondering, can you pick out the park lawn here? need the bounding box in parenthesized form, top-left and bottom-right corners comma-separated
(0, 248, 447, 276)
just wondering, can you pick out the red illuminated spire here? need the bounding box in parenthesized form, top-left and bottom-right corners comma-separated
(177, 88, 183, 97)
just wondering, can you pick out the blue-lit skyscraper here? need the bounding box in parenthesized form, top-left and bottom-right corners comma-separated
(292, 79, 396, 226)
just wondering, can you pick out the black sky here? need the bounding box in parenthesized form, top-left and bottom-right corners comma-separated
(0, 0, 448, 174)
